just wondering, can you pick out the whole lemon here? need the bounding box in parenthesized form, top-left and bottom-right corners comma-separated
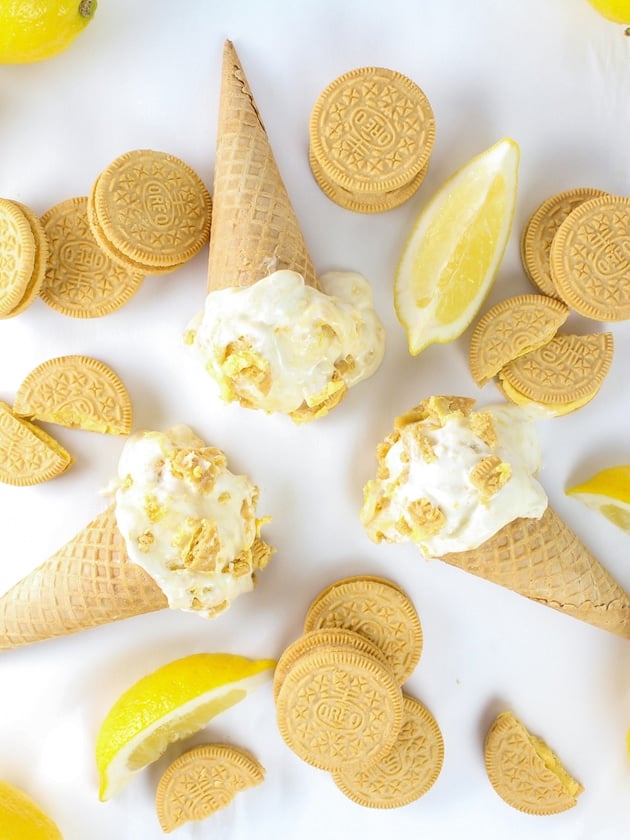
(586, 0, 630, 23)
(0, 0, 97, 64)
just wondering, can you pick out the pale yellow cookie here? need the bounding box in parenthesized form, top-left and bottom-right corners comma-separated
(2, 201, 49, 318)
(331, 694, 444, 808)
(89, 149, 212, 273)
(13, 355, 133, 435)
(39, 197, 144, 318)
(276, 646, 403, 771)
(155, 743, 264, 833)
(0, 198, 36, 317)
(0, 401, 73, 486)
(485, 711, 583, 815)
(521, 187, 607, 298)
(469, 294, 569, 387)
(549, 195, 630, 321)
(498, 332, 614, 415)
(303, 575, 422, 683)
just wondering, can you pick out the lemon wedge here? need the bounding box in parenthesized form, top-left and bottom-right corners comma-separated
(566, 466, 630, 533)
(394, 137, 519, 355)
(95, 653, 275, 801)
(0, 780, 63, 840)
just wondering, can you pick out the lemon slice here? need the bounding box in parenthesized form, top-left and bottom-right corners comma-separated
(566, 466, 630, 533)
(95, 653, 275, 801)
(0, 780, 63, 839)
(394, 137, 519, 355)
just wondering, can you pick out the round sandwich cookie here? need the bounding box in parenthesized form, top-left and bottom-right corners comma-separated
(498, 331, 614, 415)
(485, 711, 583, 815)
(521, 186, 607, 298)
(13, 355, 133, 436)
(549, 194, 630, 321)
(303, 574, 423, 684)
(89, 149, 212, 273)
(155, 743, 264, 833)
(39, 197, 144, 318)
(276, 646, 403, 772)
(309, 67, 434, 212)
(331, 694, 444, 809)
(0, 198, 37, 317)
(2, 201, 49, 318)
(469, 293, 569, 387)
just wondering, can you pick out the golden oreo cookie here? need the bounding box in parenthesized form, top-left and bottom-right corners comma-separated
(89, 149, 212, 273)
(276, 646, 403, 771)
(549, 195, 630, 321)
(309, 67, 434, 211)
(0, 401, 73, 486)
(498, 332, 614, 415)
(303, 575, 423, 684)
(331, 694, 444, 809)
(0, 198, 36, 317)
(521, 187, 607, 298)
(2, 201, 49, 318)
(469, 294, 569, 387)
(155, 743, 264, 832)
(39, 197, 144, 318)
(13, 355, 133, 435)
(273, 627, 390, 701)
(485, 711, 583, 815)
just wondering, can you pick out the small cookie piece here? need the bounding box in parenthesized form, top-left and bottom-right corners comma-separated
(549, 195, 630, 321)
(498, 332, 614, 415)
(331, 694, 444, 809)
(273, 627, 390, 701)
(155, 743, 264, 833)
(0, 401, 73, 486)
(485, 711, 583, 815)
(88, 149, 212, 273)
(0, 198, 36, 317)
(303, 575, 422, 684)
(521, 187, 607, 298)
(469, 294, 570, 387)
(13, 355, 133, 435)
(309, 67, 434, 212)
(39, 197, 144, 318)
(276, 646, 403, 771)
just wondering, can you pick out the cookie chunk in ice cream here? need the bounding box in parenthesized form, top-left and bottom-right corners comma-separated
(185, 270, 385, 422)
(361, 396, 547, 556)
(113, 425, 272, 617)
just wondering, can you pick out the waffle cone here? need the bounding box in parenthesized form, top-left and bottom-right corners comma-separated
(439, 506, 630, 638)
(0, 505, 167, 650)
(207, 40, 318, 293)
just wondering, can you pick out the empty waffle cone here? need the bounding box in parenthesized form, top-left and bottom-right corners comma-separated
(207, 40, 318, 293)
(440, 506, 630, 638)
(0, 504, 167, 650)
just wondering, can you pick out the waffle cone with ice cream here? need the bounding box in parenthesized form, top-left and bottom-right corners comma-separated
(207, 40, 318, 293)
(361, 395, 630, 639)
(0, 426, 273, 651)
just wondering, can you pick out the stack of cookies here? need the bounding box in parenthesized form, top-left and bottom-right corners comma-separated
(1, 148, 212, 320)
(309, 67, 435, 213)
(468, 186, 628, 414)
(274, 575, 444, 809)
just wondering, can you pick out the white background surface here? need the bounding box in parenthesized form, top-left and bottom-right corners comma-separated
(1, 0, 630, 837)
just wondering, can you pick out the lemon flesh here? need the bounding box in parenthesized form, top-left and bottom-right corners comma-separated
(95, 653, 275, 801)
(586, 0, 630, 23)
(0, 0, 97, 64)
(0, 781, 63, 840)
(566, 466, 630, 533)
(394, 137, 519, 355)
